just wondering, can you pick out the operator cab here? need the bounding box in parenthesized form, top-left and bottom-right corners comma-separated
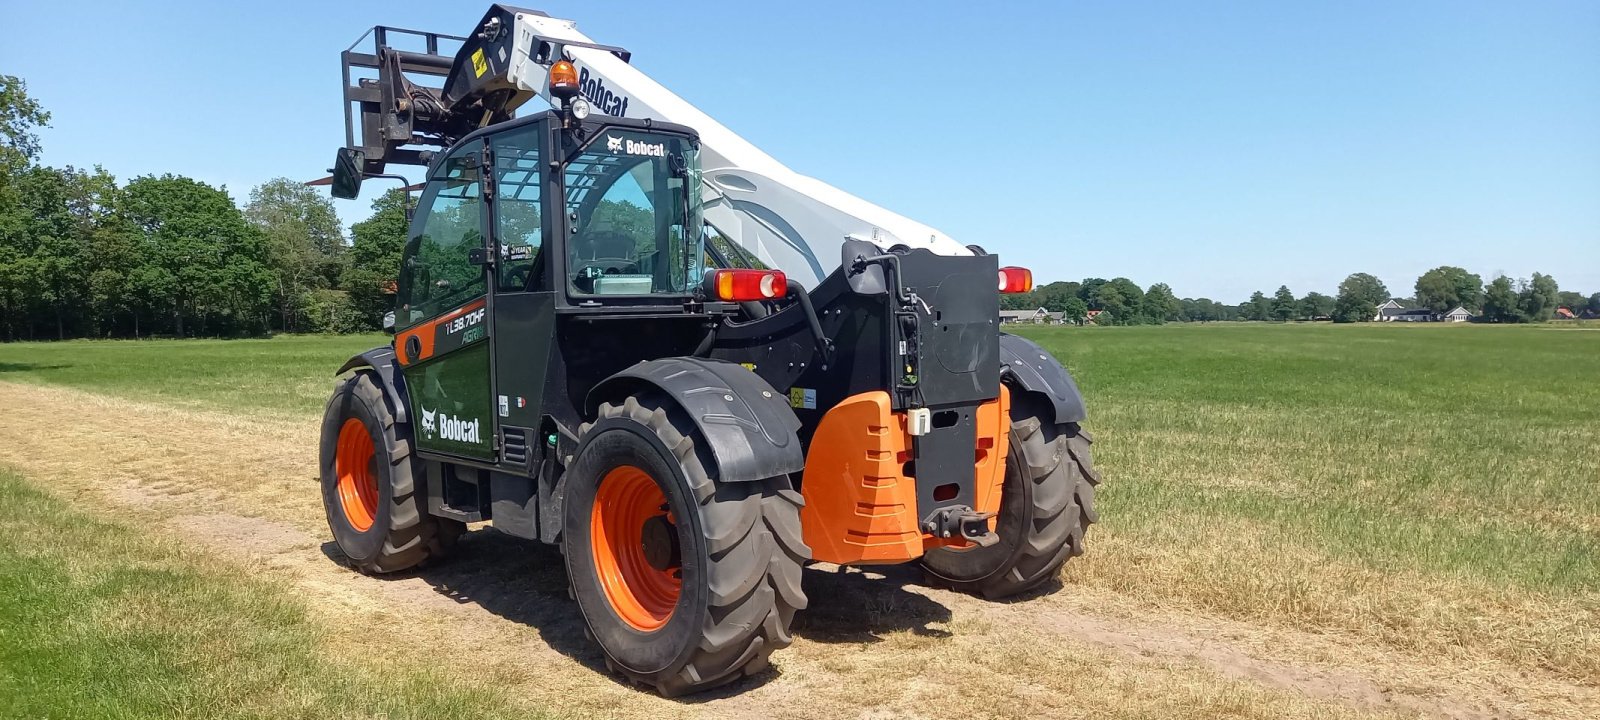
(396, 112, 705, 328)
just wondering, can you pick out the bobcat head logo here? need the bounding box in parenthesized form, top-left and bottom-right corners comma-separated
(605, 135, 624, 152)
(420, 408, 437, 438)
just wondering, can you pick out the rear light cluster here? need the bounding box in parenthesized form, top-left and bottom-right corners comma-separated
(709, 269, 787, 301)
(998, 266, 1033, 294)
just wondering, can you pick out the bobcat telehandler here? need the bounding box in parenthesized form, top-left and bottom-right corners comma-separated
(318, 5, 1099, 695)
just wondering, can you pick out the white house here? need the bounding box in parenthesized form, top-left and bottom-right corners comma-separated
(1373, 300, 1475, 323)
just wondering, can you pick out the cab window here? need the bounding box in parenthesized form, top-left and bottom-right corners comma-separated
(398, 140, 485, 325)
(492, 127, 544, 292)
(563, 131, 703, 296)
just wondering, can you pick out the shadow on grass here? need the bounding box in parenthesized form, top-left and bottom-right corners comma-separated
(0, 362, 71, 373)
(320, 527, 956, 700)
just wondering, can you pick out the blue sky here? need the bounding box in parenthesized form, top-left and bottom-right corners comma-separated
(4, 1, 1595, 301)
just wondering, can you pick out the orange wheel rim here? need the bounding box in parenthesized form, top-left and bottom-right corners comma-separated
(335, 418, 380, 532)
(591, 465, 681, 631)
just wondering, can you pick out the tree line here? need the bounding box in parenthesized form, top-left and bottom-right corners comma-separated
(1004, 268, 1595, 326)
(0, 75, 413, 340)
(3, 75, 1594, 340)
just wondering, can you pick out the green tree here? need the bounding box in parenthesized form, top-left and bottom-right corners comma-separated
(1589, 292, 1600, 314)
(1481, 276, 1520, 323)
(1078, 278, 1108, 307)
(1271, 285, 1297, 321)
(1414, 266, 1483, 313)
(245, 178, 346, 332)
(1298, 291, 1334, 320)
(0, 75, 49, 175)
(1059, 296, 1089, 325)
(1031, 281, 1081, 313)
(119, 175, 272, 336)
(1517, 272, 1559, 322)
(11, 167, 90, 339)
(1332, 273, 1388, 323)
(1091, 283, 1129, 323)
(344, 188, 412, 329)
(1244, 291, 1271, 321)
(1140, 282, 1179, 324)
(1107, 278, 1145, 324)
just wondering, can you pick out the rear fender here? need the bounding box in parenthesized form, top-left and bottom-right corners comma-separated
(585, 357, 804, 483)
(335, 346, 409, 424)
(998, 333, 1087, 424)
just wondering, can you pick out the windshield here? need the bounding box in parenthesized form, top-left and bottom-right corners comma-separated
(564, 130, 704, 297)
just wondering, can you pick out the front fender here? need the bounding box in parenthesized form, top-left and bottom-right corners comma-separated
(999, 333, 1087, 424)
(335, 345, 409, 424)
(586, 357, 804, 483)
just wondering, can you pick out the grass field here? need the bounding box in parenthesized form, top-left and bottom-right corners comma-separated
(0, 466, 536, 719)
(0, 322, 1596, 718)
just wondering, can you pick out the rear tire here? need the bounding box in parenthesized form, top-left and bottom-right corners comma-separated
(564, 394, 808, 696)
(920, 390, 1100, 599)
(319, 371, 463, 574)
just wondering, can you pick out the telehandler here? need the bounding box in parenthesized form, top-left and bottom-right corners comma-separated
(318, 5, 1098, 695)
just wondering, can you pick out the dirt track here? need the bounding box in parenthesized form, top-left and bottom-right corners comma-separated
(2, 380, 1593, 719)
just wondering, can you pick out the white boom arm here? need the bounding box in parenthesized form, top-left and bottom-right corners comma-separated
(502, 11, 972, 286)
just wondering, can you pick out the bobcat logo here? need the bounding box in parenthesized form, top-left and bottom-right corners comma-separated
(420, 408, 437, 438)
(605, 135, 624, 152)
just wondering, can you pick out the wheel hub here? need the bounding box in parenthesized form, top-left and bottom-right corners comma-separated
(641, 513, 681, 572)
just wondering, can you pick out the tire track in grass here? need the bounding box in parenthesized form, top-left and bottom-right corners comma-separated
(1, 380, 1591, 719)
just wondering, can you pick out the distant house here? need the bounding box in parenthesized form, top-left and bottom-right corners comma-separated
(1085, 309, 1107, 325)
(1442, 306, 1473, 323)
(1374, 300, 1436, 322)
(999, 307, 1066, 325)
(1555, 307, 1577, 320)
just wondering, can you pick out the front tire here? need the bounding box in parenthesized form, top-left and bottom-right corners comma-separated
(920, 391, 1100, 599)
(564, 394, 808, 696)
(319, 371, 463, 574)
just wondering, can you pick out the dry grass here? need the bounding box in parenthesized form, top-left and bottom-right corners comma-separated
(1, 379, 1596, 718)
(1, 323, 1598, 718)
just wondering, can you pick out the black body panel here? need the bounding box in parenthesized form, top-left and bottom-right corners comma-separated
(892, 249, 1001, 408)
(586, 357, 805, 483)
(999, 332, 1088, 424)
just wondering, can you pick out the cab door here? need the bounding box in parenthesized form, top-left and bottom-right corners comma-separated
(484, 122, 555, 466)
(394, 139, 497, 462)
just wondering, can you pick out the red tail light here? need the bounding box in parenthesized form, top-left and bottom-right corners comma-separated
(998, 266, 1033, 294)
(710, 269, 787, 301)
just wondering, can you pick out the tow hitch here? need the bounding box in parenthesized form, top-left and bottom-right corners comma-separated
(922, 506, 999, 547)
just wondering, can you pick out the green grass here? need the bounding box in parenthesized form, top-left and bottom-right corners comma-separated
(1, 325, 1594, 596)
(1, 323, 1596, 680)
(1012, 322, 1600, 596)
(0, 466, 539, 719)
(0, 334, 386, 418)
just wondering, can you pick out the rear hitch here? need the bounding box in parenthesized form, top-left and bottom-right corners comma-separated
(921, 506, 999, 547)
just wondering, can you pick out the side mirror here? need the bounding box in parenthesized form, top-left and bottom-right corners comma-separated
(331, 148, 366, 200)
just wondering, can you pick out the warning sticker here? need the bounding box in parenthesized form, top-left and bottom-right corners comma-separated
(472, 48, 488, 78)
(788, 387, 817, 410)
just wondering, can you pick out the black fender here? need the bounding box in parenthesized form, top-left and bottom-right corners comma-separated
(585, 357, 805, 483)
(999, 333, 1087, 424)
(335, 345, 410, 425)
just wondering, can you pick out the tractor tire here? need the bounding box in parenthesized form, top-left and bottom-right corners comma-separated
(564, 394, 808, 696)
(920, 391, 1100, 599)
(319, 371, 463, 574)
